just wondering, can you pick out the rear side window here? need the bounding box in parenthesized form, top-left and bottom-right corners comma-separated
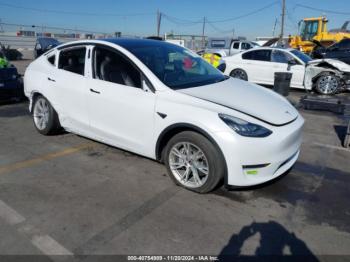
(58, 47, 86, 76)
(242, 50, 271, 61)
(233, 42, 240, 49)
(47, 55, 55, 65)
(93, 47, 141, 88)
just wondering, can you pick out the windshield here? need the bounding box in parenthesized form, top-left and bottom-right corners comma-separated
(299, 20, 319, 41)
(290, 49, 312, 64)
(122, 41, 227, 89)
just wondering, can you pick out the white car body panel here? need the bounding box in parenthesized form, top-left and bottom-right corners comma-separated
(24, 39, 304, 187)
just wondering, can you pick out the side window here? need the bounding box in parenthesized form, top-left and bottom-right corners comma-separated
(232, 42, 240, 49)
(242, 50, 271, 61)
(58, 47, 86, 76)
(93, 47, 141, 88)
(241, 43, 251, 50)
(271, 50, 292, 63)
(47, 54, 56, 66)
(242, 51, 254, 60)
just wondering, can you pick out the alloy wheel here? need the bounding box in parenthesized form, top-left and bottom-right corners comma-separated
(317, 75, 339, 94)
(231, 69, 247, 80)
(33, 98, 50, 130)
(168, 142, 209, 188)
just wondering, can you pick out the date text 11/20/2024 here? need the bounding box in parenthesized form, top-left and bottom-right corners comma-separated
(127, 255, 218, 261)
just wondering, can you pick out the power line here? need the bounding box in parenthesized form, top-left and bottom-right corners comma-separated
(162, 1, 278, 25)
(206, 20, 234, 34)
(209, 1, 279, 23)
(294, 4, 350, 15)
(0, 22, 109, 35)
(162, 14, 202, 26)
(0, 1, 155, 17)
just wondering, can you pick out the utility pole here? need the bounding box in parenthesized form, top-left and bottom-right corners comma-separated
(279, 0, 286, 46)
(232, 27, 235, 38)
(202, 17, 206, 49)
(0, 18, 3, 33)
(157, 10, 162, 37)
(272, 18, 278, 36)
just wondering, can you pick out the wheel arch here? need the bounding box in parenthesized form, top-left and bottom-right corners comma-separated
(29, 91, 43, 113)
(155, 123, 228, 181)
(156, 123, 218, 159)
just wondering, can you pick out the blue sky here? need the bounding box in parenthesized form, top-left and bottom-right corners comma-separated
(0, 0, 349, 39)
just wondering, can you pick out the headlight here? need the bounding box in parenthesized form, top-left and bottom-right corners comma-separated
(219, 113, 272, 137)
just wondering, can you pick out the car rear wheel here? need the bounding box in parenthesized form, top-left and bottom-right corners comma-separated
(164, 131, 225, 193)
(230, 69, 248, 81)
(315, 73, 340, 95)
(33, 95, 61, 135)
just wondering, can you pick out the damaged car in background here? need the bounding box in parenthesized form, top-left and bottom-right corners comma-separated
(223, 47, 350, 95)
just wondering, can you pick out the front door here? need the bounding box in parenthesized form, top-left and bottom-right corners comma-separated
(87, 46, 156, 157)
(270, 50, 305, 88)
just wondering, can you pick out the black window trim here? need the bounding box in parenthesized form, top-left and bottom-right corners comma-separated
(242, 49, 272, 62)
(46, 52, 56, 67)
(91, 43, 155, 93)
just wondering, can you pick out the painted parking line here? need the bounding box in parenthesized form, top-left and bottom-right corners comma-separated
(0, 199, 73, 259)
(0, 143, 95, 175)
(31, 235, 73, 256)
(0, 200, 25, 225)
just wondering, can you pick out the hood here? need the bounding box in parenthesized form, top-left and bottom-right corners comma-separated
(177, 78, 298, 126)
(307, 58, 350, 72)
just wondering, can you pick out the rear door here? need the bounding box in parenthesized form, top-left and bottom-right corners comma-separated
(241, 49, 272, 84)
(54, 46, 90, 132)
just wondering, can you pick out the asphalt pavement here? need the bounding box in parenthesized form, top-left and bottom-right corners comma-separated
(0, 99, 349, 261)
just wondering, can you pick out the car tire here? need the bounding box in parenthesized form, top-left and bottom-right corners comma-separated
(315, 73, 340, 95)
(164, 131, 225, 193)
(32, 95, 61, 135)
(230, 69, 248, 81)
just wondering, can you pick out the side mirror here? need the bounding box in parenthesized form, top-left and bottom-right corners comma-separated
(288, 59, 297, 65)
(287, 59, 297, 70)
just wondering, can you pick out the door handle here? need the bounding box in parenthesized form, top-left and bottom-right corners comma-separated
(47, 77, 56, 82)
(90, 88, 101, 94)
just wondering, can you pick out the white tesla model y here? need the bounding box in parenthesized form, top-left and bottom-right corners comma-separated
(24, 39, 304, 193)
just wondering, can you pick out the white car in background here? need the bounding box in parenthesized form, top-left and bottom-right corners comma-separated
(24, 39, 303, 193)
(223, 47, 350, 95)
(205, 37, 259, 57)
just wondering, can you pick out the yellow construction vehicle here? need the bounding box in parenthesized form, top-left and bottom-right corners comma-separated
(289, 17, 350, 54)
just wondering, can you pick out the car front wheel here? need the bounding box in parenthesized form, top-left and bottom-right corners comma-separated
(315, 73, 340, 95)
(164, 131, 225, 193)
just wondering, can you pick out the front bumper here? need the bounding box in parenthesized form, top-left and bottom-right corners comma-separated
(213, 115, 304, 187)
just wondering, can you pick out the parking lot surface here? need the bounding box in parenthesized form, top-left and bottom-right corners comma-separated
(0, 97, 350, 260)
